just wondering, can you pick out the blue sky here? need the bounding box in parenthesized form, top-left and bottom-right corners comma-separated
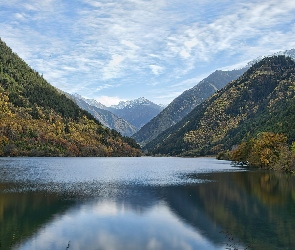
(1, 0, 295, 106)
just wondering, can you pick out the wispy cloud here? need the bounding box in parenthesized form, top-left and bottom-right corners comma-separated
(0, 0, 294, 105)
(148, 72, 210, 104)
(149, 65, 165, 76)
(166, 0, 295, 64)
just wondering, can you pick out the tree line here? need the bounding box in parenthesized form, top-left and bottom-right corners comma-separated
(0, 38, 141, 157)
(218, 132, 295, 173)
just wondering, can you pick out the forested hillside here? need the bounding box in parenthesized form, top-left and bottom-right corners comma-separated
(132, 68, 247, 146)
(0, 38, 141, 156)
(145, 56, 295, 157)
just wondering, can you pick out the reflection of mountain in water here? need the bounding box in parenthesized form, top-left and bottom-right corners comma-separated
(0, 182, 162, 249)
(162, 171, 295, 250)
(2, 170, 295, 249)
(161, 184, 227, 246)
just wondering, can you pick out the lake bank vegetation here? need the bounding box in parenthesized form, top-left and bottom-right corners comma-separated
(220, 132, 295, 173)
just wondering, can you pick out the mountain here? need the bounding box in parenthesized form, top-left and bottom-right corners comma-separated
(132, 68, 247, 146)
(0, 38, 141, 156)
(245, 48, 295, 67)
(145, 55, 295, 156)
(108, 97, 164, 130)
(81, 96, 108, 110)
(70, 94, 137, 136)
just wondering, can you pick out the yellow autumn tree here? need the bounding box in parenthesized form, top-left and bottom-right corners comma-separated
(231, 132, 289, 170)
(249, 132, 287, 169)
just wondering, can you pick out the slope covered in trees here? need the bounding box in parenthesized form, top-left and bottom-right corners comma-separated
(0, 38, 141, 156)
(145, 56, 295, 157)
(132, 68, 247, 146)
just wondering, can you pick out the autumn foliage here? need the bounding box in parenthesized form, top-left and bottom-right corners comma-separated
(230, 132, 295, 172)
(0, 38, 141, 157)
(0, 89, 142, 157)
(146, 55, 295, 157)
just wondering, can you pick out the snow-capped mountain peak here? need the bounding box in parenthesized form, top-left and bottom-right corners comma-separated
(108, 97, 164, 129)
(111, 97, 153, 109)
(72, 93, 107, 110)
(85, 98, 107, 110)
(246, 49, 295, 67)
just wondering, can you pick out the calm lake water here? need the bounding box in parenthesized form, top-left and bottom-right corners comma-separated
(0, 157, 295, 250)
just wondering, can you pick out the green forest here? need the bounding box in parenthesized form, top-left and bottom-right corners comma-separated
(145, 56, 295, 171)
(0, 38, 141, 157)
(2, 34, 295, 170)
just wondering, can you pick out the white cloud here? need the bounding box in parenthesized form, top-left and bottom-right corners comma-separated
(180, 50, 190, 59)
(95, 84, 115, 92)
(149, 65, 164, 75)
(1, 0, 62, 16)
(102, 55, 126, 80)
(96, 96, 125, 107)
(166, 0, 295, 66)
(108, 55, 125, 68)
(14, 12, 27, 21)
(1, 0, 295, 104)
(172, 74, 210, 89)
(121, 40, 140, 50)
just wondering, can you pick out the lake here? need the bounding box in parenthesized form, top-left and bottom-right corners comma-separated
(0, 157, 295, 250)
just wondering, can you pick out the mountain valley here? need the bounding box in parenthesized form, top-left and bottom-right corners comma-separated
(144, 55, 295, 157)
(0, 39, 141, 157)
(132, 68, 248, 146)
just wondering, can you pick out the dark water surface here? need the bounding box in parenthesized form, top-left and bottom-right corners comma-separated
(0, 157, 295, 250)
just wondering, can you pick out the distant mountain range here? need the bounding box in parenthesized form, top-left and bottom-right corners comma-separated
(108, 97, 164, 129)
(71, 95, 164, 136)
(145, 55, 295, 156)
(70, 94, 137, 136)
(132, 68, 248, 146)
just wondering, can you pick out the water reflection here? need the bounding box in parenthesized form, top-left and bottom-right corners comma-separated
(0, 158, 295, 249)
(0, 191, 73, 249)
(17, 199, 219, 250)
(177, 171, 295, 249)
(1, 185, 232, 250)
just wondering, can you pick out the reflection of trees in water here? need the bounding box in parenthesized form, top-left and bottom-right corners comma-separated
(234, 171, 295, 206)
(1, 171, 295, 249)
(162, 171, 295, 250)
(0, 190, 74, 249)
(161, 184, 228, 247)
(0, 183, 159, 249)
